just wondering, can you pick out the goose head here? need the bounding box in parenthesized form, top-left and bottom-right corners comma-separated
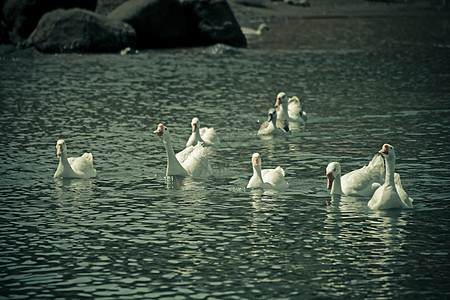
(379, 144, 395, 162)
(56, 139, 67, 158)
(258, 23, 269, 33)
(154, 123, 171, 142)
(252, 153, 262, 171)
(275, 92, 287, 107)
(191, 117, 200, 133)
(326, 162, 341, 190)
(267, 108, 277, 123)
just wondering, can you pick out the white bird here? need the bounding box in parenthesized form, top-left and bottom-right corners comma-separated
(186, 117, 220, 147)
(287, 96, 307, 123)
(257, 108, 289, 135)
(54, 140, 97, 179)
(247, 153, 289, 190)
(241, 23, 269, 37)
(326, 154, 385, 197)
(326, 162, 344, 196)
(154, 123, 213, 178)
(275, 92, 307, 125)
(368, 144, 414, 210)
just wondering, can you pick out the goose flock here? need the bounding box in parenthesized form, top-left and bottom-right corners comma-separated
(54, 92, 414, 210)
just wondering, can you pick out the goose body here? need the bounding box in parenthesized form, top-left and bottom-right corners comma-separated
(395, 172, 414, 205)
(247, 153, 289, 190)
(186, 117, 220, 147)
(326, 154, 385, 197)
(155, 123, 213, 178)
(54, 140, 97, 179)
(368, 144, 413, 210)
(287, 96, 307, 123)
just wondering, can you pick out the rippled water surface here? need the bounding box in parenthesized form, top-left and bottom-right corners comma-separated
(1, 46, 450, 299)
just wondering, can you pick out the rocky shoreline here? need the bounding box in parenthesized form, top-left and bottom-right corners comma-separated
(1, 0, 247, 53)
(1, 0, 449, 54)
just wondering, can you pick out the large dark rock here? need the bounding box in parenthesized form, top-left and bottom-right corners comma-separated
(107, 0, 188, 48)
(182, 0, 247, 48)
(25, 8, 136, 53)
(0, 21, 8, 44)
(0, 1, 9, 44)
(3, 0, 97, 44)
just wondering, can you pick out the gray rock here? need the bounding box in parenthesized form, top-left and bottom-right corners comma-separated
(3, 0, 97, 44)
(182, 0, 247, 47)
(108, 0, 188, 48)
(25, 8, 136, 53)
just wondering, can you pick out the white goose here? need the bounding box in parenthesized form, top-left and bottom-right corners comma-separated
(154, 123, 213, 178)
(257, 108, 289, 135)
(241, 23, 269, 37)
(326, 154, 385, 197)
(186, 117, 220, 147)
(326, 162, 344, 196)
(368, 144, 414, 210)
(287, 96, 307, 123)
(54, 140, 97, 179)
(247, 153, 289, 190)
(275, 92, 307, 125)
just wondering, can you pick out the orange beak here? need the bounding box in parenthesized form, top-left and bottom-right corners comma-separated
(252, 156, 258, 166)
(154, 124, 164, 136)
(326, 171, 334, 189)
(57, 144, 62, 158)
(380, 144, 389, 155)
(275, 97, 281, 106)
(192, 123, 197, 132)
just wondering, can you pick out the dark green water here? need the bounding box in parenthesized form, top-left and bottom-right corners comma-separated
(1, 46, 449, 299)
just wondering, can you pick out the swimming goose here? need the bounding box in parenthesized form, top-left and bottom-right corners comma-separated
(368, 144, 414, 210)
(241, 23, 269, 37)
(247, 153, 289, 190)
(287, 96, 307, 123)
(54, 139, 97, 179)
(186, 117, 219, 147)
(326, 154, 385, 197)
(155, 123, 213, 178)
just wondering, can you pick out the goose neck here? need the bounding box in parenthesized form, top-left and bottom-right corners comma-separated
(253, 165, 264, 184)
(384, 157, 395, 185)
(331, 173, 343, 195)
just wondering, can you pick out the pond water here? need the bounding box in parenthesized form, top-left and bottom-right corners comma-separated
(1, 44, 450, 299)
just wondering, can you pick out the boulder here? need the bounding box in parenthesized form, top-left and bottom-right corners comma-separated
(3, 0, 97, 44)
(107, 0, 188, 48)
(182, 0, 247, 48)
(0, 21, 8, 44)
(25, 8, 137, 53)
(0, 1, 9, 44)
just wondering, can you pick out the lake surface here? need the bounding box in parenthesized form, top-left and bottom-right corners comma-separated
(1, 43, 450, 299)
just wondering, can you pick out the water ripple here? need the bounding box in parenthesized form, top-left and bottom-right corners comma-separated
(1, 49, 449, 299)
